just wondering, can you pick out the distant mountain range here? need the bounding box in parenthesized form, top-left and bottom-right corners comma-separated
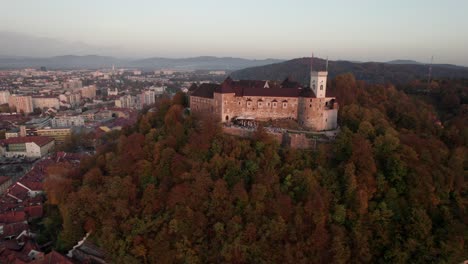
(231, 57, 468, 84)
(0, 55, 283, 71)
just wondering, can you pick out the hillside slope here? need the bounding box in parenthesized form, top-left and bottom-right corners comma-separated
(231, 57, 468, 84)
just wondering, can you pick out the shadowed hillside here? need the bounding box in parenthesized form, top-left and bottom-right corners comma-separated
(231, 57, 468, 84)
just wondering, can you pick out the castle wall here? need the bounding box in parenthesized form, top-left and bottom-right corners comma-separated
(220, 93, 298, 122)
(298, 97, 338, 131)
(189, 96, 215, 117)
(191, 92, 338, 132)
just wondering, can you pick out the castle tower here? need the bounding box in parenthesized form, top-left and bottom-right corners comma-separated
(310, 56, 328, 98)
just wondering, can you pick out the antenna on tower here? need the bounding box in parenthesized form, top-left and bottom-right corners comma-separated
(326, 56, 329, 72)
(427, 56, 433, 88)
(310, 53, 314, 72)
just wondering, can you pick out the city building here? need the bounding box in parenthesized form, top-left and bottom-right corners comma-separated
(5, 126, 26, 139)
(107, 88, 118, 96)
(25, 117, 51, 129)
(0, 136, 55, 158)
(0, 91, 10, 105)
(189, 68, 338, 131)
(81, 109, 99, 121)
(32, 96, 60, 110)
(51, 116, 85, 128)
(36, 128, 71, 144)
(59, 92, 82, 107)
(81, 85, 97, 99)
(8, 95, 33, 114)
(115, 95, 137, 108)
(149, 86, 166, 95)
(139, 90, 155, 108)
(63, 79, 82, 90)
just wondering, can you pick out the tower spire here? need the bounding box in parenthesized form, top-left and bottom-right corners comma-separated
(326, 56, 329, 72)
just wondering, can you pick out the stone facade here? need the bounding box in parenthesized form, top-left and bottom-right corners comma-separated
(190, 70, 338, 132)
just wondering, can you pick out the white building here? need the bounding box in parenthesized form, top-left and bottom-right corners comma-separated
(0, 136, 55, 158)
(149, 86, 166, 95)
(51, 116, 85, 128)
(107, 88, 119, 96)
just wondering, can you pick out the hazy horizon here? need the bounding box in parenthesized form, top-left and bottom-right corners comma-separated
(1, 0, 467, 66)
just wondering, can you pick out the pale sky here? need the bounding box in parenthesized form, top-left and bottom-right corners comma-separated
(1, 0, 467, 65)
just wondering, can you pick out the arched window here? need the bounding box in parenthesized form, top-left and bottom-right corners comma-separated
(225, 115, 229, 121)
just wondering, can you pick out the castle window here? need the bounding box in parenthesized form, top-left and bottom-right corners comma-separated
(272, 102, 277, 108)
(258, 102, 262, 107)
(313, 84, 316, 90)
(309, 104, 312, 108)
(238, 102, 241, 105)
(247, 101, 252, 107)
(282, 102, 287, 108)
(320, 85, 323, 90)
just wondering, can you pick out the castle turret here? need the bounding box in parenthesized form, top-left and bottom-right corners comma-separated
(310, 56, 328, 98)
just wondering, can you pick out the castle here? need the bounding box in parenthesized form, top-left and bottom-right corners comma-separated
(189, 66, 338, 131)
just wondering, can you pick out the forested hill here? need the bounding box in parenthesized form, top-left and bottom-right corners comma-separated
(41, 74, 467, 263)
(231, 57, 468, 84)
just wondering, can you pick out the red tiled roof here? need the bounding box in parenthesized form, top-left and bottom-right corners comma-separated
(19, 181, 43, 191)
(0, 211, 26, 224)
(0, 222, 28, 238)
(24, 205, 43, 219)
(0, 136, 54, 147)
(31, 250, 74, 264)
(191, 77, 315, 99)
(0, 247, 29, 264)
(0, 176, 11, 186)
(191, 83, 220, 98)
(8, 184, 29, 201)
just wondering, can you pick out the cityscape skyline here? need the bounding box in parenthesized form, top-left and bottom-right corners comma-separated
(1, 0, 467, 66)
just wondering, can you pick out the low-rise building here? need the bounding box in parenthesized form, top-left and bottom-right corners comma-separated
(5, 129, 19, 139)
(51, 116, 85, 128)
(0, 136, 55, 158)
(81, 109, 99, 121)
(36, 128, 71, 144)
